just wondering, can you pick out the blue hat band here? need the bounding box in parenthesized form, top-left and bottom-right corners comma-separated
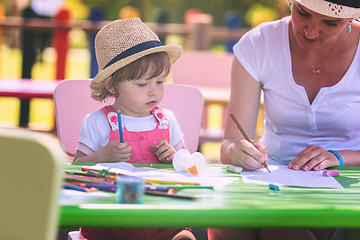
(327, 0, 360, 8)
(104, 40, 163, 69)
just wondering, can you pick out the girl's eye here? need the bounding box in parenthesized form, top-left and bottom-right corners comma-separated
(137, 83, 146, 87)
(157, 81, 164, 84)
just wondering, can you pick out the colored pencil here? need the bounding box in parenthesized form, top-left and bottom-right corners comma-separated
(230, 113, 270, 173)
(117, 110, 124, 143)
(83, 183, 116, 188)
(63, 174, 114, 182)
(79, 168, 200, 186)
(65, 171, 116, 180)
(163, 185, 214, 190)
(81, 167, 116, 175)
(65, 181, 116, 192)
(145, 190, 197, 200)
(146, 179, 199, 185)
(63, 174, 116, 184)
(145, 186, 169, 192)
(63, 184, 91, 192)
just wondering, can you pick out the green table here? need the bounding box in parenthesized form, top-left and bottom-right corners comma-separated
(60, 164, 360, 228)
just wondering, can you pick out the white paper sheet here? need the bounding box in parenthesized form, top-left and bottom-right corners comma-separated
(240, 164, 344, 189)
(86, 162, 238, 190)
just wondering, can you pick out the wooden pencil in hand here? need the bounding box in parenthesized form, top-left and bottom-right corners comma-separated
(230, 113, 270, 172)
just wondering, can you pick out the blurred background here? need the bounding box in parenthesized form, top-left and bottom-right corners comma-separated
(0, 0, 290, 162)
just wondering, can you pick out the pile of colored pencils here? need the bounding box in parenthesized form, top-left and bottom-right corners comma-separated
(62, 169, 212, 200)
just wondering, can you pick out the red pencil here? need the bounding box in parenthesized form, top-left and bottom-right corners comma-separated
(63, 174, 116, 184)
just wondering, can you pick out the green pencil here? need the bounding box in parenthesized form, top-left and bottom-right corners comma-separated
(162, 185, 214, 190)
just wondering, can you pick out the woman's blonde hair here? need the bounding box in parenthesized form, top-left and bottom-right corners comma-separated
(91, 52, 171, 102)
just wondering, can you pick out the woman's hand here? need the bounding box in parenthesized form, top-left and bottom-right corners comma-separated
(229, 138, 268, 170)
(150, 139, 176, 163)
(288, 145, 340, 171)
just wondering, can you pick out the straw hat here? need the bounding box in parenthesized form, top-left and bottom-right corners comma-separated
(92, 18, 182, 85)
(296, 0, 360, 18)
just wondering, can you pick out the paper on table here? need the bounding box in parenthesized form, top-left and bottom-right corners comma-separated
(60, 189, 113, 205)
(240, 164, 344, 189)
(61, 189, 112, 197)
(86, 162, 238, 190)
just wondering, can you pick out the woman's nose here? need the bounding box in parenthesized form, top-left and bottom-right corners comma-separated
(304, 22, 320, 39)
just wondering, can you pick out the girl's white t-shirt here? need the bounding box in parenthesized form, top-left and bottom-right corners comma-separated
(233, 16, 360, 164)
(77, 108, 184, 155)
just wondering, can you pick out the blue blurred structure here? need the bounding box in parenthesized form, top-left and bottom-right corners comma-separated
(224, 11, 242, 53)
(155, 9, 169, 44)
(20, 6, 38, 127)
(88, 8, 105, 78)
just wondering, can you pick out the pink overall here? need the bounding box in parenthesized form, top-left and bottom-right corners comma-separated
(101, 105, 170, 164)
(80, 105, 188, 240)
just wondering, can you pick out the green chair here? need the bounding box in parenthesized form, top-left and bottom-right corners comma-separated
(0, 127, 64, 240)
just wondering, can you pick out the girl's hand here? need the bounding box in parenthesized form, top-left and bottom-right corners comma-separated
(150, 139, 176, 163)
(288, 145, 339, 171)
(99, 140, 132, 162)
(229, 138, 268, 170)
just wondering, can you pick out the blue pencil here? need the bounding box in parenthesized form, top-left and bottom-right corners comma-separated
(117, 110, 124, 142)
(63, 184, 88, 192)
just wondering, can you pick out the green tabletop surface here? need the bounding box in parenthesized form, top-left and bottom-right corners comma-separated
(60, 163, 360, 228)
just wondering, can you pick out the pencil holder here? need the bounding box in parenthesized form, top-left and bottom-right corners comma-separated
(116, 175, 145, 204)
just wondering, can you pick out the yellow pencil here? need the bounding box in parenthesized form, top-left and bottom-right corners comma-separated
(146, 179, 199, 185)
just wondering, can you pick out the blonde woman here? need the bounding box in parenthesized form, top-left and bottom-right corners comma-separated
(212, 0, 360, 239)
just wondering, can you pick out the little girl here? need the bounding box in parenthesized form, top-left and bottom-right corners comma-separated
(74, 18, 195, 240)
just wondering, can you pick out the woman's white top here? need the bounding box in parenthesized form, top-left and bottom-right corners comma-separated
(77, 109, 184, 155)
(233, 16, 360, 164)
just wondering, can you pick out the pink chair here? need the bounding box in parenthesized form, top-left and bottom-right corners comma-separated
(53, 79, 204, 155)
(171, 50, 234, 146)
(54, 79, 204, 240)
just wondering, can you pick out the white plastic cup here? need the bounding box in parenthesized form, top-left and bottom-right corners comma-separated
(186, 152, 206, 175)
(173, 149, 191, 172)
(173, 149, 206, 175)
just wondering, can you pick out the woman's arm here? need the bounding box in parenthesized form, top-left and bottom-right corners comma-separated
(340, 150, 360, 166)
(220, 57, 266, 169)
